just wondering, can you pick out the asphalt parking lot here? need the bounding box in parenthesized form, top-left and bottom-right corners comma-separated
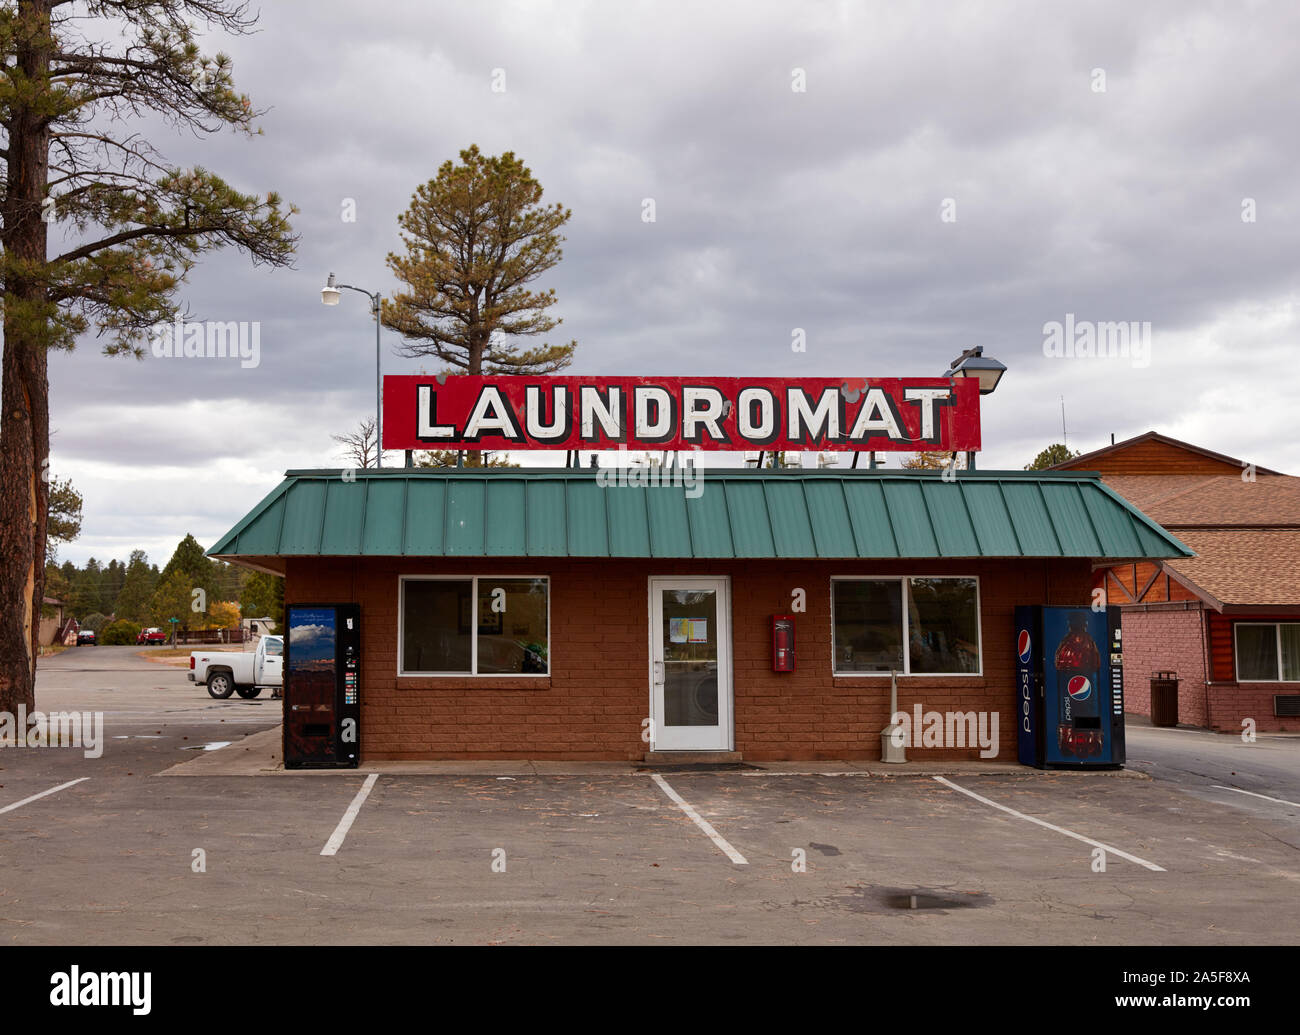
(2, 646, 1298, 945)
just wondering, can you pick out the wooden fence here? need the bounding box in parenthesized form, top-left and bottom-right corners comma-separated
(173, 628, 247, 645)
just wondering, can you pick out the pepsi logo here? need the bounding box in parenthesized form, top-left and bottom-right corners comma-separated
(1017, 630, 1032, 664)
(1067, 675, 1092, 701)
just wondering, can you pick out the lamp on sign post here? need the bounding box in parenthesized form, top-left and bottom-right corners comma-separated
(944, 345, 1007, 396)
(943, 346, 1006, 471)
(322, 272, 384, 468)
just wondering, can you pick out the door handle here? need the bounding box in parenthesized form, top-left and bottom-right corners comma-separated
(652, 660, 664, 685)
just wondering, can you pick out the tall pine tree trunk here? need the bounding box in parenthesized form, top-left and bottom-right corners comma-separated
(0, 0, 52, 713)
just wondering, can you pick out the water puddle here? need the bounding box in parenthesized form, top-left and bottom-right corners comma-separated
(840, 885, 994, 914)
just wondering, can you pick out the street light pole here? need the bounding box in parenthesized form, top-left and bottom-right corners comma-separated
(322, 273, 384, 468)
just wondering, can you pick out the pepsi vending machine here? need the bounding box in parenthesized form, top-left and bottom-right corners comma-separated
(1015, 605, 1124, 769)
(284, 603, 361, 769)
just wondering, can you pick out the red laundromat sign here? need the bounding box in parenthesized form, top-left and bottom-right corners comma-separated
(381, 375, 981, 453)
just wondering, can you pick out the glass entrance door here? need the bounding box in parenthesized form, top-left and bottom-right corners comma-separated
(649, 578, 732, 751)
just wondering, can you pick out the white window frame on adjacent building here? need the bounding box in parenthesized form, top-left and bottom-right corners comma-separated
(1233, 621, 1300, 683)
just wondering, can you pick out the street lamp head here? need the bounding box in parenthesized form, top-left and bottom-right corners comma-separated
(321, 272, 340, 306)
(944, 345, 1007, 396)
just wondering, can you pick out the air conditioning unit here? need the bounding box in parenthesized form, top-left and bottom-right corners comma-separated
(1273, 695, 1300, 718)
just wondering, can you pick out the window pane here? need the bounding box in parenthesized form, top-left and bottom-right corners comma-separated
(661, 588, 719, 726)
(263, 638, 283, 656)
(402, 580, 472, 673)
(1235, 624, 1279, 681)
(477, 578, 549, 674)
(908, 577, 980, 674)
(1280, 624, 1300, 682)
(833, 580, 903, 672)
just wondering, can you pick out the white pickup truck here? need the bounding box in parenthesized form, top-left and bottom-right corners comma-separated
(189, 635, 284, 699)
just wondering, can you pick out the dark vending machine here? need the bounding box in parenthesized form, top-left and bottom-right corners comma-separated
(284, 604, 361, 769)
(1015, 605, 1124, 769)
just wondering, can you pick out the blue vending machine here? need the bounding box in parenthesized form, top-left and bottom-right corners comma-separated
(1015, 605, 1125, 769)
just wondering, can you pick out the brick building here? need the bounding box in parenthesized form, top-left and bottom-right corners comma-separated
(1053, 432, 1300, 732)
(210, 466, 1188, 762)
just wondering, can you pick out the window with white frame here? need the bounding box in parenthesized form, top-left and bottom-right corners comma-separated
(1234, 622, 1300, 682)
(832, 576, 981, 675)
(400, 576, 549, 676)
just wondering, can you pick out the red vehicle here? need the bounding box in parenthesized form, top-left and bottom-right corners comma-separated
(137, 627, 168, 645)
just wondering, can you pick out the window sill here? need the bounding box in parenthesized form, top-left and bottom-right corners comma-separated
(397, 676, 553, 691)
(831, 675, 986, 689)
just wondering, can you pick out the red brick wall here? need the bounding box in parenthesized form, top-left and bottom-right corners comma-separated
(1208, 683, 1300, 734)
(285, 556, 1097, 763)
(1118, 608, 1209, 727)
(1208, 613, 1300, 733)
(1118, 608, 1300, 732)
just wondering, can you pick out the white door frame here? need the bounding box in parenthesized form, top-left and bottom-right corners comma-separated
(647, 576, 733, 751)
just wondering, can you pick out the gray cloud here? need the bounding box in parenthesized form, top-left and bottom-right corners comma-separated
(48, 0, 1300, 564)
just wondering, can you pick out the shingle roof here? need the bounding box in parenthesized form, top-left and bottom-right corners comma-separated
(207, 467, 1192, 565)
(1167, 529, 1300, 607)
(1097, 473, 1300, 608)
(1102, 474, 1300, 527)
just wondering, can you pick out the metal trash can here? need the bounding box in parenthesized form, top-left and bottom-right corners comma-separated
(1151, 671, 1179, 727)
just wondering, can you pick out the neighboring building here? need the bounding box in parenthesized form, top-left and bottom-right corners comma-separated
(209, 466, 1187, 762)
(1053, 431, 1285, 479)
(241, 616, 277, 640)
(39, 597, 67, 645)
(1053, 432, 1299, 732)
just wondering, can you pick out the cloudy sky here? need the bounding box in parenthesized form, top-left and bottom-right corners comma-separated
(48, 0, 1300, 566)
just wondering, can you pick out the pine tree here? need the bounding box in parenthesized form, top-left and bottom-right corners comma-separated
(46, 476, 82, 561)
(103, 558, 126, 613)
(903, 452, 965, 471)
(414, 450, 517, 469)
(149, 570, 195, 631)
(239, 570, 283, 627)
(160, 534, 219, 616)
(0, 0, 297, 713)
(115, 550, 157, 625)
(1024, 443, 1081, 470)
(68, 558, 103, 618)
(383, 146, 576, 377)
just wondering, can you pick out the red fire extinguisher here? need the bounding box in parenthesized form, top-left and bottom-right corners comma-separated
(772, 615, 796, 672)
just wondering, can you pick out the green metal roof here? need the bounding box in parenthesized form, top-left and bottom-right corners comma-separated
(207, 468, 1194, 563)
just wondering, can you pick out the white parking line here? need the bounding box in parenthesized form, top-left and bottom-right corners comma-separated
(0, 778, 90, 816)
(651, 774, 747, 865)
(934, 776, 1165, 872)
(1212, 785, 1300, 809)
(320, 774, 378, 857)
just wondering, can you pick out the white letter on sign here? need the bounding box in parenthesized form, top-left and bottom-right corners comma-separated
(525, 384, 569, 441)
(417, 385, 456, 439)
(682, 387, 728, 443)
(737, 387, 777, 440)
(903, 387, 950, 443)
(579, 386, 624, 440)
(464, 386, 522, 440)
(848, 388, 903, 441)
(633, 386, 674, 440)
(787, 388, 840, 443)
